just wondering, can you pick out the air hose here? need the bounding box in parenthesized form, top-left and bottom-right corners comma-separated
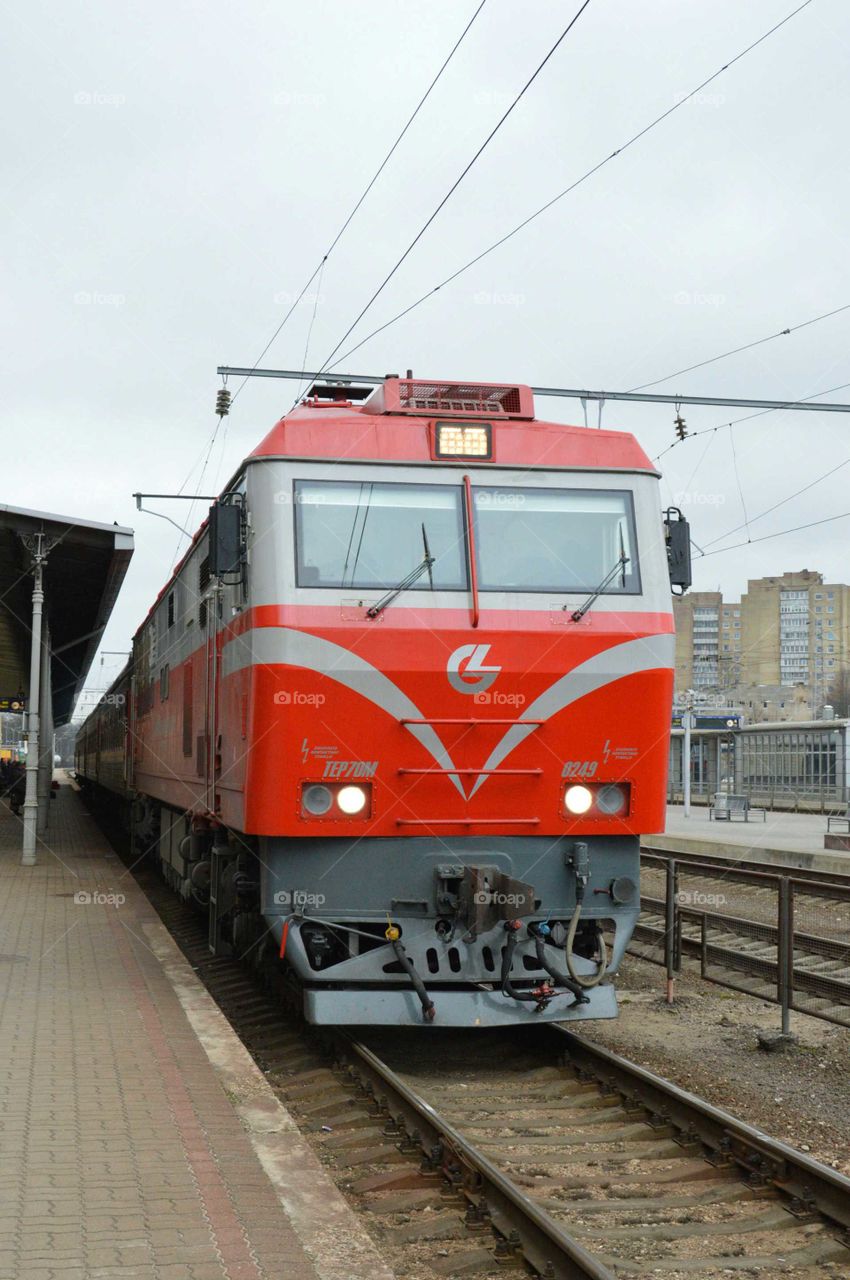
(500, 923, 557, 1009)
(387, 928, 436, 1022)
(563, 840, 609, 989)
(531, 928, 589, 1004)
(564, 901, 609, 989)
(500, 924, 533, 1000)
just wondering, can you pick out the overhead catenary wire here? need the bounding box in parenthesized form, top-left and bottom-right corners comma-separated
(167, 3, 487, 554)
(320, 0, 814, 376)
(703, 451, 850, 549)
(727, 425, 750, 542)
(698, 508, 850, 558)
(302, 0, 596, 402)
(681, 430, 718, 494)
(172, 404, 228, 559)
(628, 301, 850, 393)
(293, 258, 327, 402)
(230, 0, 488, 410)
(653, 377, 850, 462)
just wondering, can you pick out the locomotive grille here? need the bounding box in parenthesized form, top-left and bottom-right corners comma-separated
(398, 380, 522, 416)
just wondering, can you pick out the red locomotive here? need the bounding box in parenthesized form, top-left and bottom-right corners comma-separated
(77, 376, 687, 1024)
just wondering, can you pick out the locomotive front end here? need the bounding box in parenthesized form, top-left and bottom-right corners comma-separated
(230, 378, 677, 1026)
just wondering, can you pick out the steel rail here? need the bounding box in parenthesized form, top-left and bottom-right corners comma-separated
(342, 1025, 850, 1274)
(633, 907, 850, 1009)
(548, 1027, 850, 1235)
(643, 895, 850, 964)
(642, 844, 850, 896)
(108, 797, 850, 1276)
(339, 1035, 617, 1280)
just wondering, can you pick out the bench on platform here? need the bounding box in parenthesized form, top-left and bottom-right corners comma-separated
(709, 792, 766, 822)
(826, 806, 850, 833)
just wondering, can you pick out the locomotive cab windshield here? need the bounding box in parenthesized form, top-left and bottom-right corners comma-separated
(294, 476, 641, 597)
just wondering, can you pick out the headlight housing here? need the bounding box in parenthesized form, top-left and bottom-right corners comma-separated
(562, 781, 630, 819)
(300, 781, 373, 820)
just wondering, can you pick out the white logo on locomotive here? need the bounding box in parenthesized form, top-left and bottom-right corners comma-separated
(447, 643, 501, 695)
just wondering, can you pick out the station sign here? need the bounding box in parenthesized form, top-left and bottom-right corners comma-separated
(672, 711, 741, 730)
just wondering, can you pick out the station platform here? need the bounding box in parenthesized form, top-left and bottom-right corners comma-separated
(0, 779, 395, 1280)
(647, 803, 850, 876)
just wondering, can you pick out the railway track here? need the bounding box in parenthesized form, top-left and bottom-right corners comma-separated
(633, 850, 850, 1026)
(116, 826, 850, 1280)
(640, 846, 850, 890)
(634, 898, 850, 1021)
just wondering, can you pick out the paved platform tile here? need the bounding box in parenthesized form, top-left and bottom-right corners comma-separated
(0, 787, 387, 1280)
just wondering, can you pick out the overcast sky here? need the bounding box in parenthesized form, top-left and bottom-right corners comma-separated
(4, 0, 850, 701)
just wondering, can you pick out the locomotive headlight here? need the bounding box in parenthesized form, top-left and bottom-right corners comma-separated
(337, 785, 368, 815)
(564, 785, 594, 815)
(302, 784, 333, 816)
(597, 784, 627, 815)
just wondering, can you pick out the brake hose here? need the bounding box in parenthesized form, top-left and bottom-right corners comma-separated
(387, 929, 436, 1022)
(564, 842, 609, 989)
(532, 929, 588, 1003)
(564, 900, 609, 989)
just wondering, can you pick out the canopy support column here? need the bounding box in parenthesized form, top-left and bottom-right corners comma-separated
(20, 532, 58, 866)
(36, 624, 53, 837)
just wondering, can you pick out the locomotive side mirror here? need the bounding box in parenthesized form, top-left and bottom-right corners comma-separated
(208, 500, 243, 577)
(664, 507, 691, 594)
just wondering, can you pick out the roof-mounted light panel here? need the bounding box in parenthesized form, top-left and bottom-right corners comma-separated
(433, 422, 493, 459)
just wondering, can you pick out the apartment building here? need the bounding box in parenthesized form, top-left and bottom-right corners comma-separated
(673, 571, 850, 721)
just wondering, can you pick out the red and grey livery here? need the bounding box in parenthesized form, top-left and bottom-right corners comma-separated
(76, 376, 688, 1025)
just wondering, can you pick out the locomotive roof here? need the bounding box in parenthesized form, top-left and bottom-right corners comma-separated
(249, 377, 656, 473)
(134, 378, 656, 640)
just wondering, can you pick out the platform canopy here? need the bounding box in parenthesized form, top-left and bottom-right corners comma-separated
(0, 504, 133, 725)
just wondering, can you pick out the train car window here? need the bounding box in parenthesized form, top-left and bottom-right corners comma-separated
(198, 556, 210, 628)
(472, 487, 641, 594)
(294, 480, 467, 590)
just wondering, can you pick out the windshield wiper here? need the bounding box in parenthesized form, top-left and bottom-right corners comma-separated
(367, 524, 435, 618)
(566, 546, 630, 622)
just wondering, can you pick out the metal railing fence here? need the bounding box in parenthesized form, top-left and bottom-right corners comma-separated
(631, 851, 850, 1029)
